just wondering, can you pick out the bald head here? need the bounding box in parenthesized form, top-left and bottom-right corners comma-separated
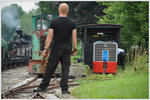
(58, 3, 69, 15)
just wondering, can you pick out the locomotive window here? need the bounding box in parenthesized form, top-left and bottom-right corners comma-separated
(40, 36, 47, 51)
(86, 33, 115, 43)
(36, 18, 48, 30)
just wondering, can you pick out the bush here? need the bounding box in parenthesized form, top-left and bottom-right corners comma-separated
(125, 45, 148, 72)
(133, 48, 148, 73)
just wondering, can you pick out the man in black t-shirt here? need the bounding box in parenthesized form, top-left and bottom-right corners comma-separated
(33, 3, 77, 94)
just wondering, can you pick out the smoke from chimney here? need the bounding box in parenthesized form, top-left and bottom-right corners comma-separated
(2, 4, 20, 30)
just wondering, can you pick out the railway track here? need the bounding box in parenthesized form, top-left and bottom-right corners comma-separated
(2, 76, 80, 99)
(1, 63, 85, 99)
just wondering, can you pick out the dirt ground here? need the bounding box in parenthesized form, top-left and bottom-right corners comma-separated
(1, 66, 60, 99)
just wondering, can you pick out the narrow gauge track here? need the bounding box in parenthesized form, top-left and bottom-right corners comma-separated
(2, 76, 80, 99)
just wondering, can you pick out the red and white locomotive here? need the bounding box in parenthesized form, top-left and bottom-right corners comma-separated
(80, 24, 125, 74)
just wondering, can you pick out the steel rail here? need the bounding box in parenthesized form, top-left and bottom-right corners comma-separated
(1, 76, 55, 99)
(1, 76, 38, 98)
(2, 82, 79, 99)
(31, 92, 46, 99)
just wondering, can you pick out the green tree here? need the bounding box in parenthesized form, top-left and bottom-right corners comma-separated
(20, 11, 33, 36)
(37, 1, 106, 26)
(97, 1, 148, 49)
(36, 1, 58, 15)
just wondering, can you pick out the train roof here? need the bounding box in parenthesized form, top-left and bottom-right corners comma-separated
(80, 24, 124, 29)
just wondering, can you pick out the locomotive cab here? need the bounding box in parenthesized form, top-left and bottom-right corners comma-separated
(80, 24, 125, 73)
(28, 14, 59, 75)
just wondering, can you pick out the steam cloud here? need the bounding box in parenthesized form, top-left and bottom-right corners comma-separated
(2, 5, 20, 29)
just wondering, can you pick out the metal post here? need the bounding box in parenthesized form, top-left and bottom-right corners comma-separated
(83, 28, 87, 64)
(84, 28, 87, 43)
(119, 28, 122, 48)
(40, 15, 42, 30)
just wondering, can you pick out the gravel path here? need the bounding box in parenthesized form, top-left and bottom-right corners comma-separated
(1, 66, 32, 92)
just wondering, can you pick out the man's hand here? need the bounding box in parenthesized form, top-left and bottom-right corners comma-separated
(72, 48, 77, 56)
(72, 51, 77, 56)
(43, 49, 49, 57)
(41, 49, 49, 65)
(43, 49, 47, 57)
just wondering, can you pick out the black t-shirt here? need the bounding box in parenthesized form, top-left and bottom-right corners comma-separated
(49, 17, 76, 46)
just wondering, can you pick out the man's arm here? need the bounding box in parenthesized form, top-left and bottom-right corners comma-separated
(72, 29, 77, 49)
(72, 29, 77, 56)
(43, 29, 53, 57)
(41, 29, 53, 65)
(45, 29, 54, 49)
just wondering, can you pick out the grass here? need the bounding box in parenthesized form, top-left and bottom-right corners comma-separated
(71, 48, 149, 99)
(72, 67, 149, 99)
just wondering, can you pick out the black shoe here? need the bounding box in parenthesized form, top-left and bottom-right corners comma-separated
(33, 87, 47, 92)
(62, 90, 70, 94)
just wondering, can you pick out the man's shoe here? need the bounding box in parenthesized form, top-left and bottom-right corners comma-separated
(62, 90, 70, 94)
(33, 87, 47, 92)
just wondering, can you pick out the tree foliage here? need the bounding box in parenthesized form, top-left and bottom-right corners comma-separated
(36, 1, 58, 15)
(97, 1, 148, 49)
(20, 11, 33, 36)
(37, 1, 106, 26)
(36, 1, 106, 41)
